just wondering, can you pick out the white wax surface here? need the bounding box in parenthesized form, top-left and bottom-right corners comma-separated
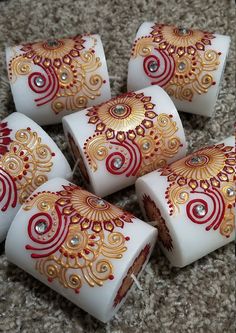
(136, 136, 235, 267)
(6, 35, 111, 125)
(128, 22, 231, 117)
(5, 178, 157, 322)
(63, 85, 187, 197)
(0, 113, 72, 242)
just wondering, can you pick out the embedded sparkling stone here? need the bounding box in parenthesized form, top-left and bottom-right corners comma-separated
(180, 192, 187, 200)
(101, 265, 107, 272)
(194, 204, 206, 217)
(142, 142, 150, 150)
(35, 76, 45, 87)
(70, 236, 80, 247)
(97, 149, 103, 156)
(61, 72, 68, 81)
(113, 105, 126, 116)
(190, 155, 203, 164)
(178, 27, 189, 35)
(148, 61, 159, 72)
(47, 39, 59, 47)
(113, 157, 123, 169)
(35, 221, 48, 234)
(178, 62, 186, 71)
(226, 187, 235, 197)
(96, 199, 106, 207)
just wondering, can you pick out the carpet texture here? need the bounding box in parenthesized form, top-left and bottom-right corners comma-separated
(0, 0, 235, 332)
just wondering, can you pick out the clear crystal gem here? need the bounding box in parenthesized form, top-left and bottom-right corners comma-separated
(226, 187, 235, 197)
(194, 204, 206, 217)
(101, 265, 107, 272)
(148, 61, 159, 72)
(190, 155, 203, 164)
(113, 157, 123, 169)
(142, 142, 150, 150)
(180, 192, 187, 200)
(113, 105, 126, 116)
(96, 199, 106, 207)
(61, 72, 68, 81)
(70, 236, 80, 247)
(35, 76, 45, 87)
(47, 39, 59, 47)
(178, 27, 189, 35)
(178, 62, 186, 71)
(35, 221, 47, 234)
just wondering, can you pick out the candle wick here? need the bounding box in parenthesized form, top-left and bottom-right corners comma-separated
(131, 274, 143, 291)
(72, 158, 80, 177)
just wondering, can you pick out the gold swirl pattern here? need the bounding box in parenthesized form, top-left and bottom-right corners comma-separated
(24, 184, 132, 292)
(8, 35, 106, 115)
(161, 143, 235, 237)
(131, 24, 221, 102)
(84, 134, 108, 171)
(0, 128, 54, 204)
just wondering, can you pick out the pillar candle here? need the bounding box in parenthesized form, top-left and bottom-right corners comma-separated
(0, 112, 72, 242)
(128, 22, 230, 117)
(5, 177, 157, 322)
(62, 85, 187, 197)
(136, 136, 235, 267)
(6, 34, 111, 125)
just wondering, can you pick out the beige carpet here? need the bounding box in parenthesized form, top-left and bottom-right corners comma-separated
(0, 0, 235, 332)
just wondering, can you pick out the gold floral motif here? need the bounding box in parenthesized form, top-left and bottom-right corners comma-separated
(84, 133, 108, 172)
(0, 128, 54, 204)
(24, 185, 132, 293)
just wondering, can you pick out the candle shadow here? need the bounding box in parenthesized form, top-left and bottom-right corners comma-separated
(0, 240, 5, 254)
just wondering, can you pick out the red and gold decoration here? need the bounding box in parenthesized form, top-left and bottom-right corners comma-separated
(113, 244, 150, 307)
(0, 122, 54, 212)
(84, 91, 182, 177)
(131, 24, 221, 102)
(142, 194, 173, 250)
(24, 184, 134, 293)
(8, 35, 105, 114)
(160, 143, 235, 237)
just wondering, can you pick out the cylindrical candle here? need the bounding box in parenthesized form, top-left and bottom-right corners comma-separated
(6, 34, 111, 125)
(63, 85, 187, 197)
(5, 177, 157, 322)
(0, 112, 72, 242)
(136, 136, 235, 267)
(128, 22, 230, 117)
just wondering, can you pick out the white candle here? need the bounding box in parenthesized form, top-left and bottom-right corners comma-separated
(128, 22, 230, 117)
(0, 112, 72, 242)
(63, 85, 187, 197)
(136, 136, 235, 267)
(5, 177, 157, 322)
(6, 34, 111, 125)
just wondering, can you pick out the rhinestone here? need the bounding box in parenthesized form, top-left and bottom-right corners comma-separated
(142, 142, 150, 150)
(101, 265, 107, 272)
(97, 149, 103, 156)
(47, 39, 59, 47)
(35, 76, 45, 87)
(70, 236, 80, 247)
(194, 204, 206, 217)
(190, 155, 203, 164)
(35, 221, 48, 234)
(113, 105, 126, 116)
(148, 61, 159, 72)
(96, 199, 106, 207)
(61, 72, 68, 81)
(178, 62, 186, 71)
(113, 157, 123, 169)
(178, 27, 189, 35)
(180, 192, 187, 200)
(226, 187, 235, 197)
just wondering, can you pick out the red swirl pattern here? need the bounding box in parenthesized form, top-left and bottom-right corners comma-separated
(25, 205, 70, 258)
(0, 168, 17, 212)
(28, 64, 59, 107)
(186, 188, 225, 231)
(106, 139, 142, 177)
(0, 122, 12, 156)
(143, 49, 175, 87)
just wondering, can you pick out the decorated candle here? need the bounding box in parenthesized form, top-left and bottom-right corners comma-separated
(62, 85, 187, 197)
(5, 177, 157, 322)
(0, 113, 72, 242)
(128, 22, 230, 116)
(136, 136, 235, 267)
(6, 34, 111, 125)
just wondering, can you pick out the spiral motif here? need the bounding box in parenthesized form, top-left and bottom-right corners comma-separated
(36, 144, 52, 162)
(10, 57, 32, 81)
(143, 49, 175, 87)
(1, 155, 24, 177)
(0, 168, 17, 212)
(186, 189, 225, 231)
(90, 259, 113, 281)
(26, 205, 70, 258)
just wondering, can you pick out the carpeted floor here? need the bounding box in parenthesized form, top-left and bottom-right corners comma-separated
(0, 0, 235, 332)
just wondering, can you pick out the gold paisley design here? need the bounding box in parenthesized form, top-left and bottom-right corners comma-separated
(0, 128, 54, 204)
